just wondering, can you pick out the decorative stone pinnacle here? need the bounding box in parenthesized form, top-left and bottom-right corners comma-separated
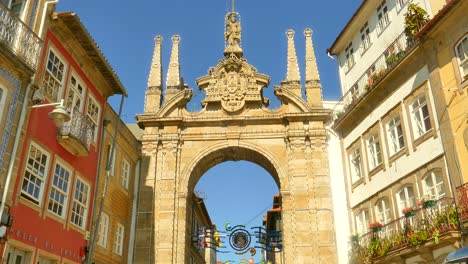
(285, 29, 301, 83)
(304, 28, 320, 83)
(147, 35, 163, 90)
(166, 34, 182, 88)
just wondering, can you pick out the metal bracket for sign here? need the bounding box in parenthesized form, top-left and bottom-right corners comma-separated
(193, 222, 282, 263)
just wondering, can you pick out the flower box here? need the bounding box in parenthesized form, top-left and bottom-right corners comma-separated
(369, 222, 384, 232)
(402, 207, 416, 218)
(423, 200, 436, 208)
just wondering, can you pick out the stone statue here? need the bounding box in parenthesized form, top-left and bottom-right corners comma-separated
(224, 12, 243, 56)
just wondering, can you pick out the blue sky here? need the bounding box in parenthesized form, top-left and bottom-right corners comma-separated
(56, 0, 361, 262)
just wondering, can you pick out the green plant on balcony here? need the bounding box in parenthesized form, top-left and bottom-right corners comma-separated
(349, 236, 372, 264)
(367, 69, 387, 89)
(404, 3, 429, 39)
(385, 53, 398, 68)
(402, 207, 416, 218)
(335, 110, 345, 119)
(407, 230, 429, 246)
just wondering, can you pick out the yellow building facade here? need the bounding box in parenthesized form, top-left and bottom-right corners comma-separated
(91, 105, 141, 264)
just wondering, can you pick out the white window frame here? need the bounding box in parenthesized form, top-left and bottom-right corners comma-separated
(376, 0, 390, 35)
(0, 86, 6, 123)
(114, 223, 125, 255)
(121, 159, 130, 190)
(47, 160, 72, 218)
(97, 212, 110, 248)
(455, 34, 467, 82)
(344, 42, 355, 72)
(410, 94, 432, 138)
(355, 210, 369, 235)
(42, 46, 67, 102)
(20, 142, 51, 205)
(397, 186, 416, 216)
(375, 198, 392, 225)
(396, 0, 408, 12)
(360, 22, 371, 55)
(367, 134, 382, 170)
(387, 115, 405, 156)
(65, 72, 86, 114)
(423, 170, 446, 201)
(86, 92, 101, 143)
(349, 148, 363, 183)
(70, 177, 90, 229)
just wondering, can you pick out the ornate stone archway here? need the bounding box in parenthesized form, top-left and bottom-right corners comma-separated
(135, 9, 337, 264)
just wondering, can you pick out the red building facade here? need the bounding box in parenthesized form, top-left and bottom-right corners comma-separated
(2, 12, 126, 264)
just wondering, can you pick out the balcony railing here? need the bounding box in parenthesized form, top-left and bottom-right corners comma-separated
(57, 109, 92, 156)
(0, 1, 42, 70)
(456, 183, 468, 221)
(350, 197, 460, 262)
(333, 31, 417, 121)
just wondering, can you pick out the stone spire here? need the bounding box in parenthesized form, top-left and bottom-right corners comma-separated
(165, 35, 184, 101)
(284, 29, 301, 83)
(304, 28, 323, 106)
(144, 35, 163, 112)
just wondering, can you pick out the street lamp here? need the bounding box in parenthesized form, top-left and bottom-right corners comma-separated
(30, 99, 71, 127)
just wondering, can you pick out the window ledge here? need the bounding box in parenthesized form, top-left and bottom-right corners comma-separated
(388, 147, 407, 165)
(413, 128, 436, 149)
(368, 163, 385, 178)
(352, 177, 365, 190)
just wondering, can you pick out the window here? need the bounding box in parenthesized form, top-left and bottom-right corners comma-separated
(0, 86, 6, 122)
(355, 210, 369, 235)
(114, 223, 125, 255)
(2, 0, 25, 17)
(423, 171, 446, 200)
(42, 49, 66, 101)
(375, 198, 392, 224)
(6, 247, 31, 264)
(86, 93, 100, 143)
(21, 142, 50, 205)
(349, 148, 362, 183)
(97, 213, 109, 248)
(65, 74, 86, 114)
(367, 134, 382, 170)
(106, 144, 116, 176)
(48, 161, 71, 218)
(376, 0, 390, 35)
(344, 42, 355, 72)
(396, 0, 408, 12)
(396, 186, 416, 216)
(121, 159, 130, 190)
(455, 35, 467, 81)
(387, 115, 405, 156)
(360, 22, 371, 54)
(410, 94, 432, 138)
(70, 178, 90, 229)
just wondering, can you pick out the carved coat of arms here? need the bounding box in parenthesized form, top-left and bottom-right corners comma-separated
(221, 71, 246, 112)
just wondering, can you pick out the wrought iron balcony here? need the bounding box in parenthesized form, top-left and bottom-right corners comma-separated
(0, 1, 42, 70)
(350, 197, 460, 263)
(57, 109, 92, 157)
(332, 31, 417, 122)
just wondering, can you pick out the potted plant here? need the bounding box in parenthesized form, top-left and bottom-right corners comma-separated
(421, 199, 436, 209)
(404, 3, 430, 40)
(402, 207, 416, 218)
(369, 222, 384, 232)
(386, 53, 398, 68)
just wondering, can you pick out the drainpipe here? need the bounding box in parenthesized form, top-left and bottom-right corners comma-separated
(0, 76, 34, 230)
(87, 95, 125, 264)
(85, 102, 109, 264)
(127, 159, 141, 263)
(38, 0, 58, 39)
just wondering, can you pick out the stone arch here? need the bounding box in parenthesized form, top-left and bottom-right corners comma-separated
(182, 142, 286, 193)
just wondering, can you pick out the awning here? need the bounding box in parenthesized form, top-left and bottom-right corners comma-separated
(445, 247, 468, 263)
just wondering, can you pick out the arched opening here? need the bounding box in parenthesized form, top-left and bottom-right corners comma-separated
(184, 146, 283, 264)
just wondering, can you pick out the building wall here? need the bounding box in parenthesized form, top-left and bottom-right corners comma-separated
(92, 105, 141, 264)
(324, 101, 349, 264)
